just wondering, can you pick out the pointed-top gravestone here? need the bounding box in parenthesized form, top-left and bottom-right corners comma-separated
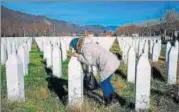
(135, 54, 151, 110)
(46, 42, 53, 68)
(61, 39, 67, 61)
(11, 41, 16, 53)
(152, 43, 159, 62)
(43, 41, 48, 60)
(149, 40, 153, 55)
(52, 45, 62, 78)
(124, 45, 130, 64)
(27, 39, 32, 51)
(175, 40, 179, 58)
(127, 47, 136, 83)
(68, 57, 83, 107)
(1, 42, 7, 64)
(138, 41, 143, 56)
(167, 47, 178, 84)
(166, 42, 172, 62)
(23, 44, 29, 64)
(7, 41, 12, 58)
(6, 52, 25, 101)
(175, 40, 179, 49)
(144, 41, 149, 58)
(18, 46, 28, 76)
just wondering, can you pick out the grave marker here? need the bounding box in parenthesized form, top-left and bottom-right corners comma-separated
(167, 47, 178, 84)
(166, 42, 171, 62)
(6, 52, 25, 101)
(68, 57, 83, 107)
(52, 45, 62, 78)
(135, 54, 151, 110)
(18, 46, 28, 76)
(127, 47, 136, 83)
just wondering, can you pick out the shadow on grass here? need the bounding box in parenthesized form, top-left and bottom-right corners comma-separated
(151, 66, 165, 82)
(84, 89, 130, 108)
(45, 67, 53, 76)
(114, 69, 127, 80)
(84, 90, 104, 105)
(41, 60, 46, 65)
(46, 76, 68, 105)
(115, 53, 122, 60)
(159, 57, 165, 61)
(39, 54, 43, 58)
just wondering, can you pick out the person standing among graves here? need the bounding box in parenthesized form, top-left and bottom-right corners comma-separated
(69, 37, 122, 106)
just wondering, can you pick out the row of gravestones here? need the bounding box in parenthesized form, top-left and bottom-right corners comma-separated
(66, 36, 178, 110)
(117, 37, 179, 110)
(35, 37, 117, 108)
(117, 37, 162, 63)
(3, 36, 177, 111)
(35, 37, 75, 78)
(166, 41, 179, 84)
(59, 36, 154, 110)
(1, 37, 32, 101)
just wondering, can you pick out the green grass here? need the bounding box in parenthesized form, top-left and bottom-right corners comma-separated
(1, 39, 179, 112)
(1, 42, 68, 112)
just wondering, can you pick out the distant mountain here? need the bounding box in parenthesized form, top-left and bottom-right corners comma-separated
(106, 26, 119, 32)
(1, 6, 111, 37)
(84, 25, 108, 35)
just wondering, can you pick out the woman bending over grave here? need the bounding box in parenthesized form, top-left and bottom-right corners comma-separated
(69, 37, 123, 106)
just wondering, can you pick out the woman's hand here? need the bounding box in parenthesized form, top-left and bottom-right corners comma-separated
(72, 52, 80, 57)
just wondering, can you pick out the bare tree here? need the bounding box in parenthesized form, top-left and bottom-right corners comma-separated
(161, 9, 179, 40)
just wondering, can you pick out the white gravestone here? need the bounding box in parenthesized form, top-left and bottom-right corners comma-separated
(124, 45, 130, 64)
(52, 46, 62, 78)
(175, 40, 179, 58)
(152, 43, 159, 62)
(68, 57, 83, 107)
(166, 42, 172, 62)
(46, 43, 53, 68)
(127, 47, 136, 83)
(61, 40, 67, 61)
(135, 54, 151, 110)
(144, 41, 149, 58)
(23, 44, 29, 64)
(11, 42, 16, 53)
(1, 43, 7, 64)
(27, 39, 32, 51)
(138, 41, 143, 56)
(18, 46, 28, 76)
(93, 66, 98, 76)
(7, 41, 12, 58)
(6, 52, 25, 101)
(150, 40, 153, 55)
(43, 42, 47, 60)
(167, 47, 178, 84)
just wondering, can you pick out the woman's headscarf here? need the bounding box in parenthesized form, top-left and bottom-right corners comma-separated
(69, 38, 79, 50)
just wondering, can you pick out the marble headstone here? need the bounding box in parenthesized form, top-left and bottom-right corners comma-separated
(167, 47, 178, 84)
(18, 46, 28, 76)
(52, 46, 62, 78)
(166, 42, 172, 62)
(135, 54, 151, 110)
(6, 52, 25, 101)
(68, 57, 83, 107)
(127, 47, 136, 83)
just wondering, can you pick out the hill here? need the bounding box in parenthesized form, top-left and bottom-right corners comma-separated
(1, 6, 109, 37)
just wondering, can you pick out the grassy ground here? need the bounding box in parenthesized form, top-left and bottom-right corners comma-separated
(1, 39, 179, 112)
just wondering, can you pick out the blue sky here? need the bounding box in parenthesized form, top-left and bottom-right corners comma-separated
(2, 1, 179, 26)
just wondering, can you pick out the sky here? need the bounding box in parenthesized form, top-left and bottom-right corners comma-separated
(2, 1, 179, 26)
